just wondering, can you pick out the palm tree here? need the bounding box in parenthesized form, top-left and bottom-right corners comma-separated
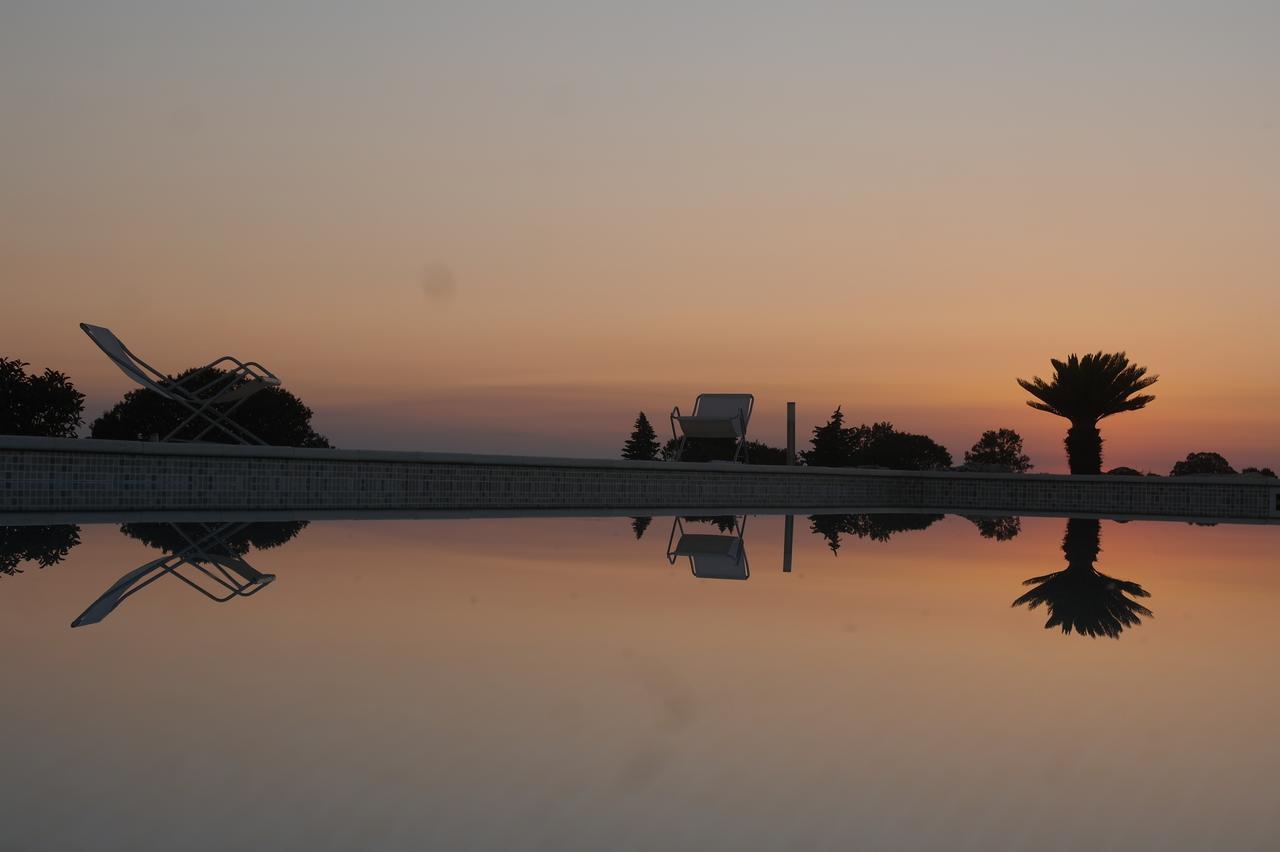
(1017, 352, 1157, 474)
(1012, 518, 1152, 639)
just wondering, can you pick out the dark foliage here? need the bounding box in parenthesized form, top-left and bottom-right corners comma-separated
(660, 437, 787, 464)
(0, 357, 85, 438)
(683, 516, 740, 533)
(1012, 517, 1152, 638)
(1106, 466, 1144, 476)
(964, 428, 1032, 472)
(802, 407, 850, 467)
(1017, 352, 1157, 474)
(1241, 466, 1277, 478)
(800, 412, 951, 471)
(1170, 452, 1236, 477)
(808, 513, 943, 555)
(1, 525, 82, 576)
(966, 516, 1022, 541)
(630, 516, 652, 539)
(120, 521, 309, 558)
(90, 366, 330, 447)
(621, 412, 661, 460)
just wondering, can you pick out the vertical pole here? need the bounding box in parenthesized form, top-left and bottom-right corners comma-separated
(786, 401, 796, 466)
(783, 514, 794, 573)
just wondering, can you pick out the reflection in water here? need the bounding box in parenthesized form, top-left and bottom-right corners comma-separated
(966, 515, 1021, 541)
(808, 513, 943, 555)
(71, 522, 304, 627)
(666, 516, 749, 580)
(630, 517, 652, 540)
(1012, 518, 1153, 639)
(1, 525, 81, 576)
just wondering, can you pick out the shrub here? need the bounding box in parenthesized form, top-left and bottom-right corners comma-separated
(0, 357, 84, 438)
(91, 366, 329, 447)
(964, 428, 1032, 472)
(1170, 452, 1235, 477)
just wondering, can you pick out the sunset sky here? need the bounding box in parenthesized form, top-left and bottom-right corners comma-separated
(3, 1, 1277, 472)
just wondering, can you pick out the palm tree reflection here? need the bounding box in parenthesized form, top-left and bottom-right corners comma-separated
(1012, 517, 1152, 638)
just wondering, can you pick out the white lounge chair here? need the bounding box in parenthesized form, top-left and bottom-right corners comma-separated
(666, 516, 750, 580)
(80, 322, 281, 445)
(71, 522, 276, 627)
(669, 393, 754, 462)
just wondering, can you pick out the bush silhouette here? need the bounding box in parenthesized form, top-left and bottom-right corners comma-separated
(660, 437, 787, 464)
(1, 525, 81, 576)
(801, 411, 951, 470)
(1170, 452, 1235, 476)
(963, 428, 1032, 472)
(1, 357, 84, 438)
(809, 513, 942, 554)
(91, 366, 329, 447)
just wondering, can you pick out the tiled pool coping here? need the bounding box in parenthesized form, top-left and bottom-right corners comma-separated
(3, 436, 1278, 521)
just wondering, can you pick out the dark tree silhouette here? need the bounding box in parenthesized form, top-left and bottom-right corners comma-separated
(966, 515, 1022, 541)
(1106, 466, 1144, 476)
(683, 515, 740, 533)
(801, 412, 951, 471)
(90, 366, 330, 447)
(1, 525, 82, 576)
(1017, 352, 1157, 474)
(808, 513, 943, 555)
(120, 521, 309, 557)
(1242, 466, 1277, 478)
(802, 407, 850, 467)
(1012, 517, 1152, 639)
(1, 357, 84, 438)
(630, 516, 652, 539)
(964, 428, 1032, 472)
(621, 412, 660, 460)
(1170, 452, 1236, 476)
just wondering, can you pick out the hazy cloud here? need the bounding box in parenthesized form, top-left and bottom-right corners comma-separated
(420, 262, 458, 304)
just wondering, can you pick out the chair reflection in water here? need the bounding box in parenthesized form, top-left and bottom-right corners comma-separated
(666, 516, 750, 580)
(71, 522, 276, 627)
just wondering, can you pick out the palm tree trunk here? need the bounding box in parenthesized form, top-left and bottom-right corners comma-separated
(1065, 421, 1102, 474)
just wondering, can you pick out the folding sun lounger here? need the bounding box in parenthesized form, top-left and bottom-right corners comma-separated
(670, 393, 754, 463)
(71, 522, 276, 627)
(80, 322, 281, 445)
(666, 516, 750, 580)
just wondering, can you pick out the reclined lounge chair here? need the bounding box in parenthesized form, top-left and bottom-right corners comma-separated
(669, 393, 754, 462)
(80, 322, 280, 445)
(71, 522, 276, 627)
(666, 516, 750, 580)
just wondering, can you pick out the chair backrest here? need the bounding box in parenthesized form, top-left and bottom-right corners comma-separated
(692, 393, 754, 424)
(79, 323, 169, 395)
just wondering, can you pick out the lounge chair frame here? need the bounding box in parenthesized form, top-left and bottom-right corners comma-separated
(666, 516, 750, 580)
(71, 522, 276, 627)
(80, 323, 280, 445)
(669, 393, 754, 463)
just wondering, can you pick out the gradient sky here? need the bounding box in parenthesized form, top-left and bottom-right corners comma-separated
(3, 1, 1278, 471)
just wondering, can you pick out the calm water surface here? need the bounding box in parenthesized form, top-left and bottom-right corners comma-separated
(2, 514, 1277, 851)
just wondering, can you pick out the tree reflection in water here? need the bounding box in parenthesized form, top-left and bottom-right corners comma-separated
(0, 525, 81, 576)
(1012, 517, 1152, 638)
(808, 513, 943, 555)
(966, 515, 1021, 541)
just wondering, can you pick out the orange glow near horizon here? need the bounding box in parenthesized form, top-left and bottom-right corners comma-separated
(2, 3, 1277, 472)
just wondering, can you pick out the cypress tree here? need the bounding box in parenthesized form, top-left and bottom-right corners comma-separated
(621, 412, 660, 460)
